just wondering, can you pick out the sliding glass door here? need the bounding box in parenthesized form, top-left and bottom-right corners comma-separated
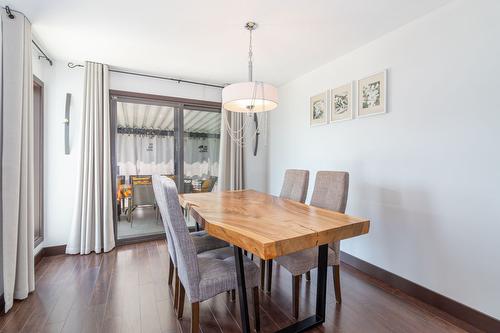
(182, 107, 221, 194)
(110, 91, 221, 244)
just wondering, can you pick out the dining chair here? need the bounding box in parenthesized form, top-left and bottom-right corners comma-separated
(264, 169, 309, 292)
(158, 177, 261, 333)
(152, 175, 229, 313)
(274, 171, 348, 319)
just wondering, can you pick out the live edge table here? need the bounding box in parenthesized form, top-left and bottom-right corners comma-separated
(179, 190, 370, 333)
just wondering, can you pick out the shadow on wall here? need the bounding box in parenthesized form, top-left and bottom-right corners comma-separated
(350, 180, 454, 286)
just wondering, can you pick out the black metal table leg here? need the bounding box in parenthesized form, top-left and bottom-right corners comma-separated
(275, 244, 329, 333)
(234, 246, 251, 333)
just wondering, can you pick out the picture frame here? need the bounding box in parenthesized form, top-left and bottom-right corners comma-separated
(330, 82, 353, 123)
(357, 70, 387, 118)
(310, 91, 328, 126)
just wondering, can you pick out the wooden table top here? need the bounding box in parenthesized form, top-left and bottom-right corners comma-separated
(179, 190, 370, 260)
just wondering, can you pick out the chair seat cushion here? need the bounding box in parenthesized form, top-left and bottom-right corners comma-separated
(197, 247, 260, 302)
(275, 247, 337, 276)
(191, 230, 229, 253)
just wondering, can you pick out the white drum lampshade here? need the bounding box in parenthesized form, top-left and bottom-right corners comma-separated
(222, 81, 278, 113)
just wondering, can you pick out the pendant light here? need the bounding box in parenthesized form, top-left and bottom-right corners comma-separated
(222, 22, 278, 112)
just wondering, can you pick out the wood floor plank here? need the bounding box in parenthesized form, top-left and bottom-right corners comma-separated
(0, 240, 478, 333)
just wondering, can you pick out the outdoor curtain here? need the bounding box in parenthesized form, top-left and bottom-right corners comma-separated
(116, 134, 219, 178)
(217, 110, 244, 191)
(1, 10, 35, 313)
(66, 62, 115, 255)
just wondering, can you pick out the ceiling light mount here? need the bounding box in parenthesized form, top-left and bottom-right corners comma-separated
(245, 21, 257, 31)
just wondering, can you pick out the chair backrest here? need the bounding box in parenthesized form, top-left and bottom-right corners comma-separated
(160, 177, 201, 301)
(152, 175, 177, 267)
(279, 169, 310, 203)
(131, 175, 152, 185)
(310, 171, 349, 213)
(132, 184, 155, 206)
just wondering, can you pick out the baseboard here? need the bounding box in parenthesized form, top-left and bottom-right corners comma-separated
(35, 244, 67, 266)
(340, 251, 499, 333)
(44, 244, 67, 256)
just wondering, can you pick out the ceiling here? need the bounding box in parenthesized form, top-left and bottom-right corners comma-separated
(5, 0, 450, 85)
(117, 102, 221, 134)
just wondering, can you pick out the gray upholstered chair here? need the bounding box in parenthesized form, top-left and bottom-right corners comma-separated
(158, 177, 261, 333)
(279, 169, 310, 202)
(274, 171, 348, 319)
(264, 169, 310, 292)
(152, 175, 229, 314)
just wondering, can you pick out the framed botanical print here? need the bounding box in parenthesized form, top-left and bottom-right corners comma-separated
(310, 91, 328, 126)
(330, 82, 353, 123)
(357, 70, 387, 117)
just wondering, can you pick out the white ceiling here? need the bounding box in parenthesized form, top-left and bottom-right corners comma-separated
(6, 0, 450, 85)
(117, 102, 221, 134)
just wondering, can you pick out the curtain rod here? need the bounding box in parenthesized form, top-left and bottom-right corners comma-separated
(117, 127, 221, 139)
(32, 40, 53, 66)
(68, 62, 224, 89)
(3, 6, 53, 66)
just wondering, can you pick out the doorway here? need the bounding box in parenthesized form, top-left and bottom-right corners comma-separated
(110, 91, 221, 244)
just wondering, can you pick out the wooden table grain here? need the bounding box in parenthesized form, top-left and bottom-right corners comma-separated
(179, 189, 370, 333)
(179, 189, 370, 260)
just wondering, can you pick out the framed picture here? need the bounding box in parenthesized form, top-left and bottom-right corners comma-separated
(330, 82, 353, 123)
(310, 91, 328, 126)
(357, 70, 387, 117)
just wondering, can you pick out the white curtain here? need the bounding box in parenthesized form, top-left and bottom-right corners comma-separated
(218, 110, 244, 190)
(184, 137, 219, 178)
(116, 134, 220, 178)
(116, 134, 175, 175)
(66, 62, 115, 255)
(1, 11, 35, 312)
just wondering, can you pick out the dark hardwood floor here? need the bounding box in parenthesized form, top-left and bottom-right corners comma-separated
(0, 240, 480, 333)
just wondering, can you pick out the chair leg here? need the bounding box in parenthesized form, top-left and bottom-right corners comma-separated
(265, 260, 272, 293)
(177, 282, 186, 319)
(259, 259, 265, 291)
(251, 253, 254, 261)
(292, 275, 300, 319)
(252, 287, 260, 332)
(333, 264, 342, 304)
(174, 268, 180, 312)
(191, 302, 200, 333)
(230, 289, 236, 301)
(168, 258, 174, 285)
(305, 271, 311, 281)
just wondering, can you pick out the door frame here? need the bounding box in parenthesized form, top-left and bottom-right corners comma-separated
(33, 75, 44, 248)
(109, 90, 221, 246)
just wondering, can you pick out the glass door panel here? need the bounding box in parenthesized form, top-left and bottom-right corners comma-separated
(114, 100, 178, 240)
(182, 108, 221, 195)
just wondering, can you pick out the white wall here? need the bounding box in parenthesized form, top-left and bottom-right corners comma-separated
(42, 61, 84, 248)
(243, 113, 269, 192)
(268, 0, 500, 319)
(41, 63, 222, 247)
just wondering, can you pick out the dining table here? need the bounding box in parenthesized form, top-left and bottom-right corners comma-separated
(179, 189, 370, 333)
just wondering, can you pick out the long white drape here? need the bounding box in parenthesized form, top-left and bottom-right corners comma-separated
(1, 11, 35, 312)
(66, 62, 115, 255)
(218, 110, 245, 190)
